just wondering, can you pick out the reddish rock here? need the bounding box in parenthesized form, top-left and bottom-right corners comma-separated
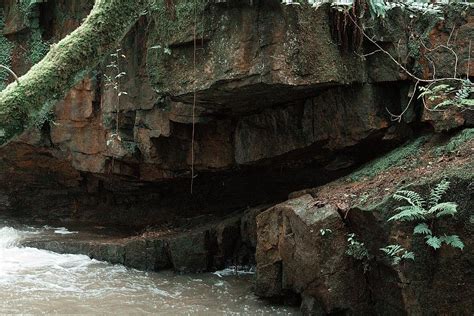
(256, 195, 370, 314)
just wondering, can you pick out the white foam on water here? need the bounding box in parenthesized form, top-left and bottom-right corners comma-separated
(0, 227, 22, 249)
(0, 224, 298, 314)
(53, 227, 78, 235)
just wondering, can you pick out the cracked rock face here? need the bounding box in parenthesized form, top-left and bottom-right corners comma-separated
(255, 195, 370, 314)
(255, 132, 473, 315)
(1, 2, 473, 314)
(0, 1, 472, 225)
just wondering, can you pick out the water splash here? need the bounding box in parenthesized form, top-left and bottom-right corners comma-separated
(0, 223, 299, 314)
(0, 227, 21, 248)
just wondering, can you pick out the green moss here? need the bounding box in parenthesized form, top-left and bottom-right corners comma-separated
(348, 136, 427, 182)
(146, 0, 209, 87)
(433, 129, 474, 156)
(30, 103, 54, 128)
(28, 29, 50, 65)
(0, 10, 14, 91)
(149, 0, 208, 43)
(123, 141, 138, 155)
(1, 0, 149, 145)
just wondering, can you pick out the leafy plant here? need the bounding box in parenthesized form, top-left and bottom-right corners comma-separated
(368, 0, 387, 18)
(0, 10, 14, 91)
(419, 79, 473, 111)
(380, 244, 415, 265)
(389, 179, 465, 251)
(28, 31, 50, 65)
(320, 228, 332, 236)
(346, 233, 371, 272)
(104, 48, 128, 147)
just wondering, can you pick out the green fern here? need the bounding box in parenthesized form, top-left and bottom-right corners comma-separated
(388, 206, 426, 222)
(428, 179, 450, 208)
(432, 202, 458, 218)
(401, 251, 415, 261)
(439, 235, 465, 250)
(380, 244, 404, 256)
(389, 180, 464, 252)
(425, 236, 442, 250)
(413, 223, 432, 235)
(393, 190, 426, 208)
(420, 79, 473, 111)
(380, 244, 415, 266)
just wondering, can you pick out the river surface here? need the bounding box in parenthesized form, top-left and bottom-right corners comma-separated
(0, 222, 298, 315)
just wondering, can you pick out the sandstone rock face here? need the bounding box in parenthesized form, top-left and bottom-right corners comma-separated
(1, 2, 473, 314)
(1, 2, 472, 226)
(255, 132, 474, 315)
(256, 195, 370, 314)
(23, 205, 268, 273)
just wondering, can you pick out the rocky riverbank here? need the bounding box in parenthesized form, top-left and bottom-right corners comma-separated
(19, 129, 474, 314)
(21, 205, 268, 273)
(1, 1, 473, 315)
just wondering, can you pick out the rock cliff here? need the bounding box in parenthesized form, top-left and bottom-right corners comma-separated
(0, 1, 473, 315)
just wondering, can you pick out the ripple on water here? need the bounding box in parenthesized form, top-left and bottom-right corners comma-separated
(0, 225, 300, 314)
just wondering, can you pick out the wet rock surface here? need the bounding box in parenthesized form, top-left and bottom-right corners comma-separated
(256, 195, 370, 314)
(255, 131, 474, 315)
(21, 205, 268, 273)
(0, 1, 473, 315)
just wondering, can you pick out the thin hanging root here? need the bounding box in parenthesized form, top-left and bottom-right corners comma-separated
(0, 65, 20, 85)
(329, 0, 365, 53)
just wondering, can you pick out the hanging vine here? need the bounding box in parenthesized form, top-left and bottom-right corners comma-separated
(329, 0, 366, 53)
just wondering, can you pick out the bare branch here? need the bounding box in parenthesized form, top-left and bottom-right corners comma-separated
(386, 80, 420, 123)
(0, 65, 20, 85)
(346, 13, 464, 84)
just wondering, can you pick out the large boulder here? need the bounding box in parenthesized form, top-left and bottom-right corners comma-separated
(256, 195, 370, 314)
(255, 130, 474, 315)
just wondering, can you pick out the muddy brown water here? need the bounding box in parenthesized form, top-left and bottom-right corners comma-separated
(0, 223, 299, 315)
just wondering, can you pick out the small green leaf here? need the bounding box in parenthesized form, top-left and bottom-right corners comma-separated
(440, 235, 464, 250)
(430, 202, 458, 217)
(401, 251, 415, 261)
(460, 99, 474, 107)
(414, 223, 432, 235)
(426, 236, 442, 250)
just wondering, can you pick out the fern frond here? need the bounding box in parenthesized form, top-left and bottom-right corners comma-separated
(388, 206, 426, 222)
(380, 244, 415, 265)
(394, 190, 425, 208)
(425, 236, 442, 250)
(460, 98, 474, 107)
(440, 235, 465, 250)
(401, 251, 415, 261)
(413, 223, 432, 235)
(432, 202, 458, 218)
(393, 205, 418, 215)
(429, 179, 450, 207)
(380, 245, 403, 256)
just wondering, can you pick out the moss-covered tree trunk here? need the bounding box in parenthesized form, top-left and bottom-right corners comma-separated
(0, 0, 147, 146)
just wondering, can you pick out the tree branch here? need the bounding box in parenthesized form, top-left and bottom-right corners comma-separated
(0, 0, 147, 146)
